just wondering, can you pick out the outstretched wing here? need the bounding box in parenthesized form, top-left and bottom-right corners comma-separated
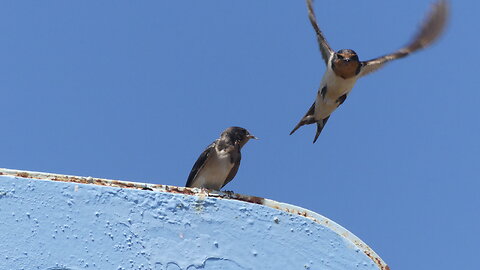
(185, 142, 215, 188)
(360, 0, 449, 77)
(307, 0, 334, 65)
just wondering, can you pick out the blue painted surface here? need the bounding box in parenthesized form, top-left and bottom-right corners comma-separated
(0, 175, 379, 270)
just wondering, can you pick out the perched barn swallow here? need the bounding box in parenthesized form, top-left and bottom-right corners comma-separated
(185, 127, 257, 190)
(291, 0, 449, 143)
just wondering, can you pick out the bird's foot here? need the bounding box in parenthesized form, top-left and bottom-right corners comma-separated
(223, 190, 235, 196)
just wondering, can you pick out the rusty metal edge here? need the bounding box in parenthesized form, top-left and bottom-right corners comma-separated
(0, 168, 389, 270)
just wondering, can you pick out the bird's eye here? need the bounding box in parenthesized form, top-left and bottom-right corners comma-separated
(337, 54, 344, 59)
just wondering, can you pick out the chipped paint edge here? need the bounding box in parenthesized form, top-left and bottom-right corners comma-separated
(0, 168, 389, 270)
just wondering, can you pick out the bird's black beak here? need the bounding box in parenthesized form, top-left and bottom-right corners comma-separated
(247, 134, 258, 140)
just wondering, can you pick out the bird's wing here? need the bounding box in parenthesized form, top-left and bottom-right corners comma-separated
(307, 0, 334, 65)
(359, 0, 449, 77)
(185, 142, 215, 188)
(222, 148, 241, 189)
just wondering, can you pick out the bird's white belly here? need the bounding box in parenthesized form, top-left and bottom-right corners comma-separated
(314, 70, 358, 119)
(195, 151, 233, 190)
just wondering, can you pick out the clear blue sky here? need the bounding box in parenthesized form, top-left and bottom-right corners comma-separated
(0, 1, 477, 269)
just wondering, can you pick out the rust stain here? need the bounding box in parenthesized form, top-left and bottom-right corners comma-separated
(165, 185, 196, 195)
(16, 172, 29, 178)
(231, 194, 264, 205)
(364, 251, 390, 270)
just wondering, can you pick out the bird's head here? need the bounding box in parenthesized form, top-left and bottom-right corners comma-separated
(332, 49, 361, 79)
(335, 49, 359, 62)
(222, 127, 257, 148)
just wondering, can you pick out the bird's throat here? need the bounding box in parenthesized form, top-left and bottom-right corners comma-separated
(332, 60, 361, 79)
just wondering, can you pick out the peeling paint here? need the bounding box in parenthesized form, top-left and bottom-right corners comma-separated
(0, 168, 389, 270)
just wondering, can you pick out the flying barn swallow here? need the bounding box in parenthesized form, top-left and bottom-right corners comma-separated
(185, 127, 257, 191)
(290, 0, 449, 143)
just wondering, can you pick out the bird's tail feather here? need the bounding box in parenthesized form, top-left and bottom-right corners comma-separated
(312, 116, 330, 143)
(290, 123, 303, 135)
(290, 102, 316, 135)
(290, 115, 316, 135)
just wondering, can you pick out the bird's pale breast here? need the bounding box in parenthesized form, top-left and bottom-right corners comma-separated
(314, 68, 358, 119)
(194, 149, 234, 190)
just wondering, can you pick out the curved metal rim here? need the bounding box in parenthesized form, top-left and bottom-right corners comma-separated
(0, 168, 389, 270)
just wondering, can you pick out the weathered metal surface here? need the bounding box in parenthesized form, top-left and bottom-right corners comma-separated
(0, 168, 389, 270)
